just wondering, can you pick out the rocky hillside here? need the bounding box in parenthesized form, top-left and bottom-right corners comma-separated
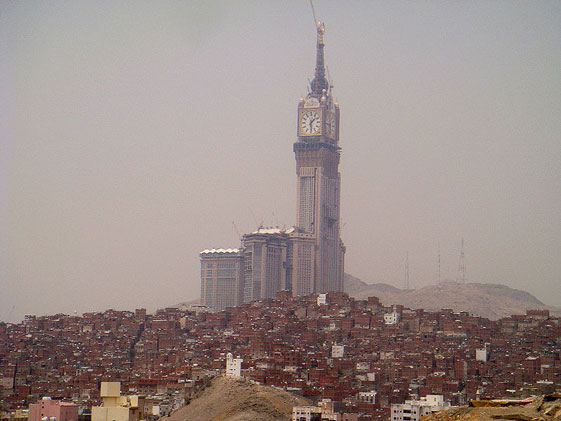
(422, 395, 561, 420)
(173, 275, 556, 321)
(161, 376, 311, 421)
(344, 274, 554, 320)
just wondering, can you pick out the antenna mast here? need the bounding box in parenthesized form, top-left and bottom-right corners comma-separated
(310, 0, 318, 26)
(457, 238, 467, 283)
(404, 252, 410, 290)
(437, 242, 441, 283)
(232, 221, 241, 241)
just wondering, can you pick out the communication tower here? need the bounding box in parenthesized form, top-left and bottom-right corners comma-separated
(404, 252, 410, 290)
(457, 238, 467, 283)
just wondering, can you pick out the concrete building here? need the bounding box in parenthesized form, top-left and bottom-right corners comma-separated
(92, 382, 145, 421)
(332, 345, 345, 358)
(241, 228, 290, 303)
(29, 398, 78, 421)
(475, 343, 490, 362)
(358, 391, 377, 405)
(200, 249, 243, 311)
(317, 293, 328, 305)
(390, 395, 451, 421)
(384, 307, 401, 325)
(292, 406, 321, 421)
(292, 400, 357, 421)
(288, 230, 317, 296)
(225, 353, 243, 378)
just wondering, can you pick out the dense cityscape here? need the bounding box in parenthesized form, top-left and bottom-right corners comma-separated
(3, 3, 560, 420)
(1, 291, 560, 419)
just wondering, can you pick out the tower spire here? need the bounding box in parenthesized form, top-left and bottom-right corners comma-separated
(310, 21, 329, 98)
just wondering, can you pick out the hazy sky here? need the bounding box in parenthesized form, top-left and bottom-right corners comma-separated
(2, 1, 560, 323)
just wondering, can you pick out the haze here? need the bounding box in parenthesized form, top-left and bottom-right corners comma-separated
(1, 1, 560, 323)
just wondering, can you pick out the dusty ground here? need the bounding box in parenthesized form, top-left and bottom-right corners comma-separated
(422, 396, 561, 420)
(161, 376, 312, 421)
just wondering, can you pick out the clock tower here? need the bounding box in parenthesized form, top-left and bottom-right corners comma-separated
(291, 21, 344, 295)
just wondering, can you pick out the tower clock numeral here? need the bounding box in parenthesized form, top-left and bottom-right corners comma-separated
(300, 110, 321, 135)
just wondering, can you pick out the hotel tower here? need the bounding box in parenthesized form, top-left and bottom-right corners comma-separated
(201, 21, 345, 310)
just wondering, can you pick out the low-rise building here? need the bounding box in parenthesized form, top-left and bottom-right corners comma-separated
(475, 343, 490, 362)
(390, 395, 451, 421)
(331, 345, 345, 358)
(225, 353, 243, 378)
(92, 383, 145, 421)
(358, 391, 377, 405)
(29, 398, 78, 421)
(384, 307, 401, 325)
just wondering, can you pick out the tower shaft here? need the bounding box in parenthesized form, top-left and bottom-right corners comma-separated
(292, 21, 344, 295)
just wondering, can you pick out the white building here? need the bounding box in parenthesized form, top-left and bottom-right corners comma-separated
(292, 400, 358, 421)
(225, 353, 243, 378)
(358, 391, 377, 405)
(292, 406, 320, 421)
(391, 395, 451, 421)
(384, 308, 401, 325)
(355, 362, 370, 371)
(475, 343, 490, 362)
(317, 293, 328, 305)
(332, 344, 345, 358)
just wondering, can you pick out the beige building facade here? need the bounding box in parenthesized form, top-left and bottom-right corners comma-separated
(92, 382, 145, 421)
(242, 229, 290, 303)
(293, 21, 344, 295)
(200, 249, 243, 311)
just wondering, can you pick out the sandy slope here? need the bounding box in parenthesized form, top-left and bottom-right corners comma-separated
(422, 395, 561, 420)
(161, 376, 312, 421)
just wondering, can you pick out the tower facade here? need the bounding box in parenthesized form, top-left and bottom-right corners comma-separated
(241, 228, 290, 303)
(200, 248, 243, 311)
(199, 21, 345, 308)
(292, 22, 345, 294)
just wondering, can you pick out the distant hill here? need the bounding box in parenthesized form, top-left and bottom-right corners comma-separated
(161, 375, 311, 421)
(171, 298, 200, 309)
(344, 273, 555, 320)
(172, 276, 556, 321)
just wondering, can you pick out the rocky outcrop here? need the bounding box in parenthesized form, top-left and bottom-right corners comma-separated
(343, 274, 557, 320)
(161, 376, 312, 421)
(422, 395, 561, 420)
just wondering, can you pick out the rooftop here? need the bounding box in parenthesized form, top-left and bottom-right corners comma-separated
(200, 248, 240, 255)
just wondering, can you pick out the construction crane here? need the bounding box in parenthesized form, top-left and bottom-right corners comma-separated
(232, 221, 242, 241)
(310, 0, 319, 26)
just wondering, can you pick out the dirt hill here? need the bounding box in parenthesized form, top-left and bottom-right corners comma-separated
(161, 376, 312, 421)
(344, 274, 555, 320)
(422, 395, 561, 420)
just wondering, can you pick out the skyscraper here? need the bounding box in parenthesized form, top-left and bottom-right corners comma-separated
(200, 20, 344, 309)
(242, 227, 291, 303)
(200, 249, 243, 311)
(291, 21, 345, 295)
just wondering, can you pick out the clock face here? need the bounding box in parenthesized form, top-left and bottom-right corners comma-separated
(300, 110, 321, 135)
